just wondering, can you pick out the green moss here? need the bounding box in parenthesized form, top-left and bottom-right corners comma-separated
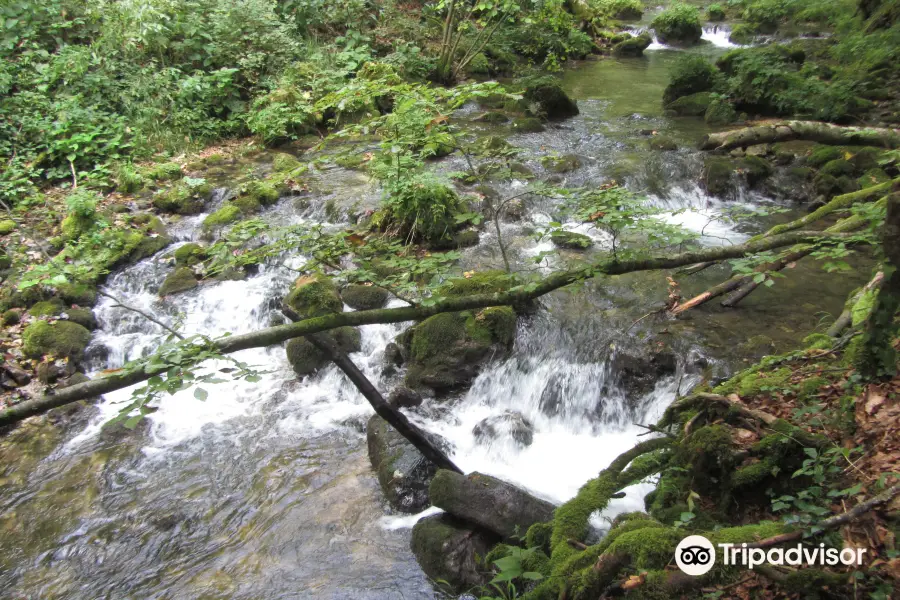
(803, 333, 833, 350)
(202, 204, 242, 230)
(340, 284, 388, 310)
(242, 180, 280, 206)
(819, 158, 855, 178)
(806, 145, 843, 168)
(741, 155, 773, 185)
(648, 136, 678, 151)
(232, 194, 261, 214)
(22, 320, 92, 360)
(857, 168, 891, 188)
(0, 220, 16, 235)
(666, 91, 713, 116)
(438, 270, 512, 297)
(287, 329, 363, 377)
(715, 366, 793, 396)
(848, 147, 883, 172)
(526, 521, 553, 552)
(603, 526, 682, 569)
(705, 99, 737, 125)
(728, 23, 756, 44)
(651, 2, 702, 45)
(284, 273, 343, 319)
(410, 313, 467, 362)
(28, 299, 64, 317)
(512, 117, 545, 133)
(611, 33, 652, 57)
(145, 162, 183, 182)
(541, 154, 582, 173)
(521, 77, 579, 120)
(174, 243, 207, 267)
(550, 230, 593, 250)
(334, 153, 367, 169)
(477, 307, 517, 347)
(61, 214, 93, 241)
(272, 153, 301, 173)
(705, 159, 735, 196)
(158, 267, 198, 297)
(707, 3, 726, 20)
(2, 308, 22, 325)
(152, 182, 212, 214)
(466, 52, 490, 75)
(65, 307, 97, 330)
(56, 283, 97, 306)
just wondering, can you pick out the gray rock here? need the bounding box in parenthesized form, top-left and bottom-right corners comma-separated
(410, 514, 497, 593)
(473, 411, 534, 447)
(389, 386, 423, 409)
(429, 470, 555, 539)
(366, 415, 438, 513)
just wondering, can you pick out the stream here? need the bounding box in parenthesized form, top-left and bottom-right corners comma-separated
(0, 34, 870, 599)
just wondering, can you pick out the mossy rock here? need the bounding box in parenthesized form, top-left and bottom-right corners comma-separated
(0, 249, 10, 270)
(271, 153, 301, 173)
(857, 168, 891, 188)
(550, 230, 593, 250)
(174, 243, 208, 267)
(285, 326, 362, 376)
(64, 307, 97, 330)
(819, 159, 855, 178)
(521, 77, 579, 120)
(666, 92, 713, 116)
(241, 180, 280, 206)
(202, 204, 242, 231)
(22, 320, 92, 360)
(612, 33, 652, 57)
(341, 284, 389, 310)
(145, 162, 183, 182)
(438, 270, 512, 297)
(158, 267, 199, 297)
(647, 136, 678, 151)
(472, 111, 509, 124)
(28, 299, 64, 318)
(511, 117, 545, 133)
(849, 147, 883, 172)
(728, 24, 756, 44)
(707, 4, 726, 20)
(704, 158, 737, 197)
(705, 99, 737, 125)
(367, 414, 439, 513)
(806, 145, 843, 168)
(741, 155, 773, 186)
(2, 308, 21, 325)
(0, 220, 16, 235)
(652, 7, 702, 45)
(56, 283, 97, 307)
(541, 154, 582, 173)
(477, 135, 514, 155)
(284, 273, 343, 319)
(404, 307, 517, 392)
(410, 514, 496, 593)
(152, 182, 213, 215)
(61, 214, 94, 241)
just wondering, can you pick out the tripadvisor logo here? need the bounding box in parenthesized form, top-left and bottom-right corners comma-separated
(675, 535, 868, 576)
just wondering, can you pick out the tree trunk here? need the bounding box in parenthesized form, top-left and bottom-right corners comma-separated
(700, 121, 900, 152)
(0, 229, 856, 429)
(826, 272, 884, 337)
(856, 183, 900, 379)
(429, 469, 556, 539)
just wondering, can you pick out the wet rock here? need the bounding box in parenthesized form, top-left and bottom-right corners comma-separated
(389, 386, 423, 409)
(522, 78, 579, 120)
(63, 308, 97, 330)
(472, 111, 509, 124)
(158, 267, 198, 297)
(410, 513, 497, 593)
(550, 230, 593, 250)
(429, 470, 555, 539)
(666, 92, 712, 117)
(472, 411, 534, 447)
(539, 372, 566, 417)
(647, 136, 678, 151)
(511, 117, 545, 133)
(340, 284, 389, 310)
(541, 154, 582, 173)
(286, 327, 361, 377)
(366, 414, 438, 512)
(382, 341, 405, 376)
(174, 243, 208, 267)
(427, 229, 480, 251)
(2, 363, 31, 387)
(402, 306, 517, 393)
(612, 33, 652, 57)
(610, 348, 678, 399)
(502, 198, 526, 221)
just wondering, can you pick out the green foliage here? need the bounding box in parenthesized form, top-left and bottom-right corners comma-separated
(381, 173, 464, 244)
(500, 0, 593, 66)
(595, 0, 644, 20)
(707, 3, 726, 20)
(475, 546, 545, 599)
(651, 2, 702, 44)
(663, 55, 719, 104)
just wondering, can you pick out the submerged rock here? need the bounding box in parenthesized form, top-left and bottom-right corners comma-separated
(473, 410, 534, 447)
(429, 470, 555, 539)
(410, 514, 497, 593)
(666, 91, 713, 117)
(158, 267, 199, 297)
(541, 154, 582, 173)
(366, 414, 439, 512)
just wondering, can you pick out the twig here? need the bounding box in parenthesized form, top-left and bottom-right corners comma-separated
(97, 290, 184, 340)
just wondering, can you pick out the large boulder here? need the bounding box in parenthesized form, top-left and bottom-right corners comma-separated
(22, 320, 92, 361)
(340, 284, 389, 310)
(522, 78, 579, 120)
(158, 267, 198, 297)
(609, 348, 678, 399)
(429, 470, 555, 539)
(410, 514, 497, 593)
(402, 307, 516, 392)
(366, 414, 438, 512)
(285, 327, 361, 376)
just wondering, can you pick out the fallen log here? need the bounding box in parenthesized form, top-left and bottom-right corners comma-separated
(429, 469, 556, 539)
(700, 121, 900, 152)
(826, 272, 885, 337)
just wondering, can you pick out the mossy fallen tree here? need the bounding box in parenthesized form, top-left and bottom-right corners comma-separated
(0, 230, 859, 428)
(699, 121, 900, 152)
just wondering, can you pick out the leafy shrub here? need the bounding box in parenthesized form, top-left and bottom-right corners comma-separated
(663, 55, 720, 104)
(382, 174, 464, 244)
(651, 2, 703, 44)
(501, 0, 594, 63)
(707, 3, 726, 20)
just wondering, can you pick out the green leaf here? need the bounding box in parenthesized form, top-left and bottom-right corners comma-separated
(123, 415, 143, 430)
(194, 387, 208, 401)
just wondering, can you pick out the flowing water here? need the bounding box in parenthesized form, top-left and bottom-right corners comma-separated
(0, 40, 870, 599)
